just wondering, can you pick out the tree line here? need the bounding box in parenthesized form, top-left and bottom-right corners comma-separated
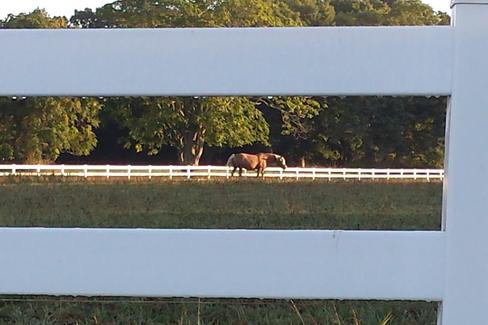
(0, 0, 449, 167)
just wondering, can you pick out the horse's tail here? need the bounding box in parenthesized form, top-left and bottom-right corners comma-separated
(226, 154, 236, 167)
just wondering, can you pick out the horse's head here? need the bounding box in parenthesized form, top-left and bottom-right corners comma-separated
(274, 155, 287, 169)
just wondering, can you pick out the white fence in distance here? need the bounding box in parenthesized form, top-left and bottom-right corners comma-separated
(0, 164, 444, 181)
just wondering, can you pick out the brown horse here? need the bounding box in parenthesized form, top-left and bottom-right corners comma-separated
(226, 153, 287, 177)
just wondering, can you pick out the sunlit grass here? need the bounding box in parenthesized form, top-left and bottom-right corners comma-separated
(0, 178, 441, 230)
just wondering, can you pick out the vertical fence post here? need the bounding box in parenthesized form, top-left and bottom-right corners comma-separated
(387, 169, 390, 181)
(12, 164, 16, 176)
(37, 165, 41, 177)
(312, 168, 316, 181)
(106, 165, 110, 179)
(296, 169, 299, 180)
(148, 165, 152, 180)
(128, 165, 131, 180)
(208, 166, 211, 180)
(187, 166, 191, 179)
(61, 164, 65, 177)
(280, 168, 283, 180)
(441, 2, 488, 324)
(169, 166, 173, 180)
(83, 165, 88, 178)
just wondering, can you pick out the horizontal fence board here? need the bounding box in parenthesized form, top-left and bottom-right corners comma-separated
(0, 27, 451, 96)
(0, 165, 444, 181)
(0, 228, 444, 300)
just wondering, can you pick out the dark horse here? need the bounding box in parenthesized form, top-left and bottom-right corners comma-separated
(226, 153, 287, 177)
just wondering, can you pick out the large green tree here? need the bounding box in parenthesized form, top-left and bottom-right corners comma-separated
(109, 97, 269, 165)
(0, 97, 101, 163)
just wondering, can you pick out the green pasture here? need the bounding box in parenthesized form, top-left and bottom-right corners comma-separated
(0, 178, 442, 324)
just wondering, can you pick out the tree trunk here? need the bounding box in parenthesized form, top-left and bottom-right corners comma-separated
(178, 131, 205, 165)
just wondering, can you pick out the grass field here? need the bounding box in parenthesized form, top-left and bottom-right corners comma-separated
(0, 178, 442, 324)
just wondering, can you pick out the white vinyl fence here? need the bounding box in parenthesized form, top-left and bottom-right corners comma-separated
(0, 164, 444, 181)
(0, 1, 487, 324)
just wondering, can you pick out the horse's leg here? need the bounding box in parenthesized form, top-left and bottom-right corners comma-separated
(231, 167, 237, 177)
(257, 161, 266, 178)
(239, 168, 243, 177)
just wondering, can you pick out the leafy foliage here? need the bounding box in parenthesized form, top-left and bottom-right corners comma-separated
(0, 97, 101, 163)
(282, 0, 335, 26)
(109, 97, 269, 164)
(331, 0, 449, 26)
(1, 8, 67, 28)
(307, 97, 446, 167)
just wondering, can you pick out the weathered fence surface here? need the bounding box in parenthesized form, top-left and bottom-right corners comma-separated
(0, 164, 444, 181)
(0, 1, 486, 324)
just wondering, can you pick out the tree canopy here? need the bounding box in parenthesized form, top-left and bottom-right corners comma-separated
(0, 97, 101, 163)
(109, 97, 269, 165)
(1, 8, 67, 28)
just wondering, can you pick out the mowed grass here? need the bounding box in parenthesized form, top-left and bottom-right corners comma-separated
(0, 178, 442, 324)
(0, 178, 441, 230)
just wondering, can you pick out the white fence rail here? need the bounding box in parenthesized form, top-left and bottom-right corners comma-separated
(0, 164, 444, 181)
(0, 228, 444, 300)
